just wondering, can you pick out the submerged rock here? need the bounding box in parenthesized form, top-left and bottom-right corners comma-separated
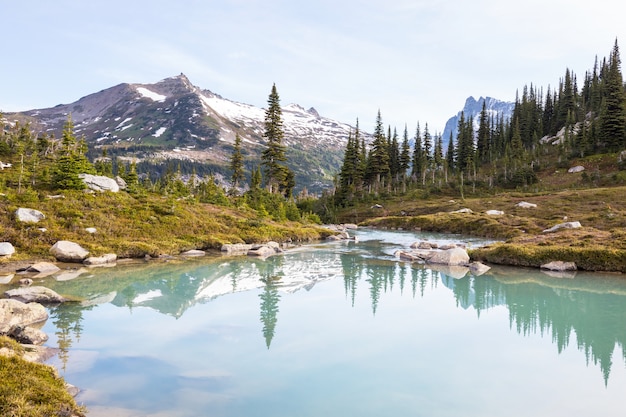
(4, 286, 68, 304)
(540, 261, 577, 271)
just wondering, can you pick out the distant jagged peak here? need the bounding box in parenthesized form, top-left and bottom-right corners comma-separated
(307, 107, 320, 118)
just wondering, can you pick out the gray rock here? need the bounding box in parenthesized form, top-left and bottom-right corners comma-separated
(247, 245, 277, 258)
(79, 173, 120, 192)
(568, 165, 585, 173)
(180, 250, 206, 257)
(15, 207, 45, 223)
(540, 261, 578, 271)
(516, 201, 537, 208)
(50, 240, 89, 262)
(85, 227, 97, 234)
(26, 262, 61, 274)
(0, 299, 48, 333)
(83, 253, 117, 266)
(8, 326, 49, 345)
(426, 247, 470, 266)
(0, 242, 15, 257)
(395, 250, 422, 262)
(486, 210, 504, 216)
(4, 286, 68, 304)
(221, 243, 254, 253)
(115, 175, 128, 190)
(542, 221, 582, 233)
(451, 208, 473, 214)
(469, 261, 491, 276)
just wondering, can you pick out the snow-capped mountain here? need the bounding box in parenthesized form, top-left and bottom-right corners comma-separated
(441, 96, 515, 144)
(7, 74, 361, 192)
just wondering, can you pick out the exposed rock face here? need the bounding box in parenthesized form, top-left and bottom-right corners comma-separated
(15, 208, 45, 223)
(542, 221, 582, 233)
(50, 240, 89, 262)
(0, 242, 16, 257)
(4, 286, 68, 304)
(83, 253, 117, 266)
(79, 173, 120, 192)
(426, 247, 470, 266)
(0, 299, 48, 333)
(541, 261, 578, 271)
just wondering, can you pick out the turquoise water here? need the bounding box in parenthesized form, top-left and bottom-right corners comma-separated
(36, 228, 626, 416)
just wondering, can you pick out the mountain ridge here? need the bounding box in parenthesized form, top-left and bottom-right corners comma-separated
(6, 74, 361, 193)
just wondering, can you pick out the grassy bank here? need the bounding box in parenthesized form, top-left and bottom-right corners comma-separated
(0, 336, 85, 417)
(344, 186, 626, 273)
(0, 190, 333, 264)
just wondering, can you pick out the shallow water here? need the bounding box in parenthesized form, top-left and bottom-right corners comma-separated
(32, 228, 626, 416)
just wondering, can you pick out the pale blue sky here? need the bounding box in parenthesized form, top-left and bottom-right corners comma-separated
(2, 0, 625, 134)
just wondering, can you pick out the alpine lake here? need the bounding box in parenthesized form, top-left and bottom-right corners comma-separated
(19, 228, 626, 416)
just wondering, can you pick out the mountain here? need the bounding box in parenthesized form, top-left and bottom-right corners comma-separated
(441, 96, 515, 144)
(6, 74, 361, 193)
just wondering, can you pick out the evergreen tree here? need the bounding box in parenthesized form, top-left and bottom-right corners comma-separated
(599, 40, 626, 151)
(230, 133, 245, 193)
(261, 84, 293, 195)
(446, 132, 456, 172)
(476, 101, 490, 163)
(52, 115, 94, 190)
(364, 110, 390, 190)
(411, 122, 424, 180)
(399, 124, 411, 180)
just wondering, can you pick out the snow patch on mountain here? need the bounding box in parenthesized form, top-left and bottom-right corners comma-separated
(136, 87, 167, 102)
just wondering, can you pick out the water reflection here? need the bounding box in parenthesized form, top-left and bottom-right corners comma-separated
(11, 235, 626, 386)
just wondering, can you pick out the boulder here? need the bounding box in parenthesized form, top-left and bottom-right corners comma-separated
(26, 262, 61, 274)
(79, 173, 120, 192)
(50, 240, 89, 262)
(4, 286, 68, 304)
(469, 261, 491, 276)
(540, 261, 578, 271)
(485, 210, 504, 216)
(83, 253, 117, 266)
(542, 221, 582, 233)
(0, 242, 16, 257)
(247, 245, 277, 258)
(0, 299, 48, 333)
(85, 227, 97, 234)
(343, 223, 358, 230)
(115, 175, 128, 190)
(15, 208, 45, 223)
(411, 241, 434, 250)
(516, 201, 537, 208)
(568, 165, 585, 173)
(8, 326, 49, 345)
(180, 250, 206, 257)
(221, 243, 254, 254)
(396, 250, 422, 262)
(451, 208, 473, 214)
(426, 247, 470, 266)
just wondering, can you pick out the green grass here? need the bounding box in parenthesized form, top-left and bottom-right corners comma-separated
(0, 190, 332, 263)
(0, 337, 85, 417)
